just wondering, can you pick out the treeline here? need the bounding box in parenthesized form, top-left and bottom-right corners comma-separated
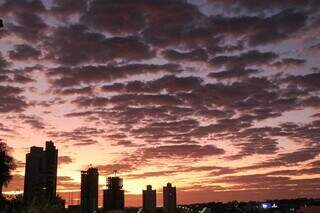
(0, 195, 66, 213)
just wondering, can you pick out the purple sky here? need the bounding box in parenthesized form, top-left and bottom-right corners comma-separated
(1, 0, 320, 206)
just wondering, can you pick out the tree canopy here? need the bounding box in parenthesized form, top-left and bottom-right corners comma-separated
(0, 142, 16, 197)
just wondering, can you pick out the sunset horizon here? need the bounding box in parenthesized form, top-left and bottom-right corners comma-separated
(4, 140, 320, 207)
(1, 0, 320, 212)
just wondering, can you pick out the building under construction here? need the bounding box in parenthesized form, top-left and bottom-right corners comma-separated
(103, 174, 125, 212)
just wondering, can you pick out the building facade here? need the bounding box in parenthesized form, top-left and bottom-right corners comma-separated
(80, 167, 99, 213)
(103, 176, 125, 212)
(163, 183, 176, 213)
(143, 185, 156, 213)
(24, 141, 58, 204)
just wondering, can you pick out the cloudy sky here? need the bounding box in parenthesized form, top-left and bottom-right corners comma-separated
(1, 0, 320, 207)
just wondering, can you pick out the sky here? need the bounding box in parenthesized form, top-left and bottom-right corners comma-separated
(1, 0, 320, 207)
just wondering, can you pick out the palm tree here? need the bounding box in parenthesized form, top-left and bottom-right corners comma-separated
(0, 142, 16, 198)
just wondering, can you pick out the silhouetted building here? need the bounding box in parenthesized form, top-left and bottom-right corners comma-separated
(81, 167, 99, 213)
(143, 185, 156, 213)
(103, 176, 124, 212)
(163, 183, 176, 213)
(24, 141, 58, 204)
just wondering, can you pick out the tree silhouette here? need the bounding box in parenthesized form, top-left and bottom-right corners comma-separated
(0, 142, 16, 198)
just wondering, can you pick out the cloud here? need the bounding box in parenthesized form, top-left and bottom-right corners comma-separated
(309, 160, 320, 167)
(207, 0, 316, 13)
(80, 0, 144, 34)
(53, 86, 93, 96)
(0, 53, 10, 69)
(9, 44, 42, 61)
(3, 174, 24, 192)
(66, 106, 196, 128)
(58, 156, 73, 165)
(73, 94, 183, 108)
(276, 147, 320, 164)
(0, 55, 35, 84)
(125, 170, 177, 179)
(0, 86, 27, 113)
(14, 160, 25, 170)
(131, 119, 200, 139)
(215, 174, 289, 185)
(162, 49, 208, 62)
(212, 174, 320, 195)
(113, 140, 142, 148)
(50, 0, 87, 16)
(12, 74, 34, 84)
(228, 137, 279, 160)
(208, 68, 260, 79)
(210, 50, 278, 68)
(266, 167, 320, 176)
(284, 71, 320, 91)
(248, 9, 308, 46)
(101, 75, 203, 93)
(57, 176, 79, 190)
(279, 120, 320, 145)
(270, 58, 306, 69)
(195, 108, 234, 119)
(240, 147, 320, 171)
(208, 9, 308, 46)
(182, 77, 278, 109)
(135, 144, 225, 160)
(0, 85, 23, 95)
(19, 114, 46, 130)
(47, 127, 105, 146)
(0, 123, 13, 132)
(48, 63, 181, 87)
(140, 0, 206, 47)
(44, 24, 154, 65)
(0, 0, 46, 15)
(8, 12, 48, 42)
(309, 43, 320, 51)
(96, 163, 134, 176)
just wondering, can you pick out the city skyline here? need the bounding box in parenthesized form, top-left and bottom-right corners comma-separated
(17, 140, 179, 209)
(1, 0, 320, 208)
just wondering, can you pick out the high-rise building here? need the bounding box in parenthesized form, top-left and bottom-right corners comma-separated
(103, 176, 124, 212)
(163, 183, 176, 213)
(143, 185, 156, 213)
(80, 167, 99, 213)
(24, 141, 58, 204)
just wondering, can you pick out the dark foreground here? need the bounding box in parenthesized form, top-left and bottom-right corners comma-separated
(1, 196, 320, 213)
